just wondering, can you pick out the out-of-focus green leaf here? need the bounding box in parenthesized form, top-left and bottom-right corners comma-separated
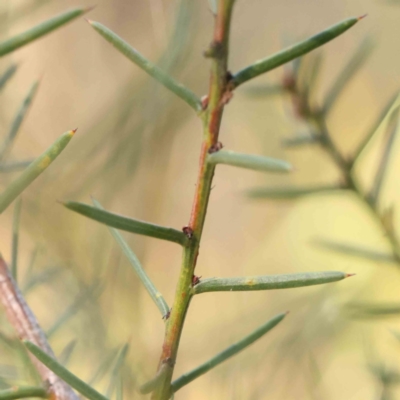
(0, 386, 47, 400)
(313, 238, 396, 264)
(64, 202, 188, 246)
(58, 340, 77, 367)
(302, 52, 324, 99)
(0, 160, 34, 173)
(352, 92, 400, 164)
(323, 38, 374, 113)
(207, 150, 292, 173)
(106, 344, 129, 398)
(247, 184, 342, 199)
(172, 313, 286, 392)
(243, 84, 285, 97)
(22, 266, 61, 294)
(0, 129, 75, 214)
(282, 133, 319, 147)
(88, 349, 120, 386)
(93, 199, 170, 318)
(0, 65, 18, 92)
(348, 303, 400, 318)
(11, 198, 21, 281)
(192, 271, 349, 294)
(369, 121, 399, 204)
(47, 284, 102, 338)
(0, 81, 39, 163)
(232, 17, 363, 88)
(208, 0, 218, 14)
(0, 8, 90, 57)
(88, 21, 202, 113)
(116, 376, 123, 400)
(25, 341, 109, 400)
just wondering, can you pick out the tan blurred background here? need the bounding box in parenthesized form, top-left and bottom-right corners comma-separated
(1, 0, 400, 399)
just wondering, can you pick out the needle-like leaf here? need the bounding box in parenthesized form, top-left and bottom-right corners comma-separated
(0, 65, 18, 92)
(369, 120, 399, 204)
(323, 37, 374, 113)
(0, 386, 47, 400)
(192, 271, 349, 295)
(25, 341, 109, 400)
(47, 284, 102, 338)
(232, 16, 364, 88)
(313, 238, 396, 264)
(282, 133, 319, 148)
(92, 199, 170, 318)
(63, 202, 187, 246)
(58, 340, 77, 367)
(0, 81, 40, 163)
(106, 344, 129, 399)
(11, 198, 21, 281)
(207, 150, 292, 173)
(348, 303, 400, 318)
(0, 129, 76, 214)
(0, 8, 90, 57)
(171, 313, 286, 392)
(247, 184, 342, 199)
(87, 20, 202, 112)
(352, 92, 400, 164)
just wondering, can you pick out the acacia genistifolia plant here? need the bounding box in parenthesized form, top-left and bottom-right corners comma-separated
(0, 2, 370, 400)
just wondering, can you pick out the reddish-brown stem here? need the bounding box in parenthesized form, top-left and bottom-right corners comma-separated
(0, 255, 78, 400)
(151, 1, 236, 399)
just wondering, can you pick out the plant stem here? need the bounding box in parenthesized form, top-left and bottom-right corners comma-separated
(151, 1, 236, 399)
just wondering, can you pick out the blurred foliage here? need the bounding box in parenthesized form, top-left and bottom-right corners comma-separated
(1, 0, 400, 399)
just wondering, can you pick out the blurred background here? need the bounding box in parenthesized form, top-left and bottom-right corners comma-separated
(1, 0, 400, 398)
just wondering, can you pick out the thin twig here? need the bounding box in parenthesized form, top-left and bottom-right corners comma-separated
(0, 255, 79, 400)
